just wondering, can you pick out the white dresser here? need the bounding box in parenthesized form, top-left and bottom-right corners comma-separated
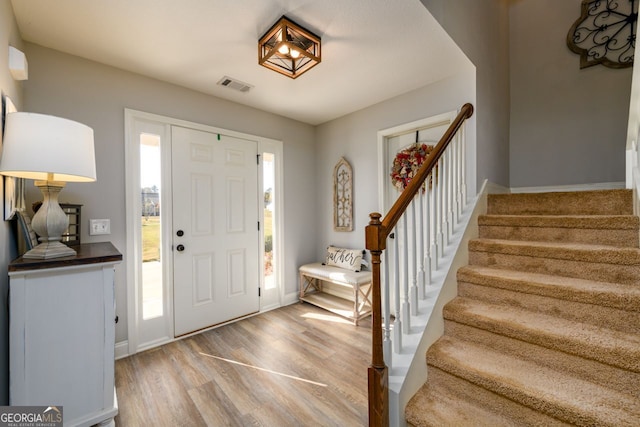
(9, 242, 122, 427)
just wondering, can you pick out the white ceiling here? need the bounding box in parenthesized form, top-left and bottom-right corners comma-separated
(10, 0, 469, 125)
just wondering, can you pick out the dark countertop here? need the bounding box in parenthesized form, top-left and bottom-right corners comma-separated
(9, 242, 123, 272)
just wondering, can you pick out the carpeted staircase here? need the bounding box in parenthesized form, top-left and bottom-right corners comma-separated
(405, 189, 640, 426)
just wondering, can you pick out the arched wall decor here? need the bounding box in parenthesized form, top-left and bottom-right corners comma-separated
(567, 0, 637, 69)
(333, 157, 353, 232)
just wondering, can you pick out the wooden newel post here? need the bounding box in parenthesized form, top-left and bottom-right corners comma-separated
(365, 212, 389, 427)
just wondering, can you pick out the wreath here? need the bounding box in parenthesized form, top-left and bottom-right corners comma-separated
(390, 143, 435, 191)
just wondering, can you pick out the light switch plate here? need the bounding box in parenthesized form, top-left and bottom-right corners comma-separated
(90, 219, 111, 235)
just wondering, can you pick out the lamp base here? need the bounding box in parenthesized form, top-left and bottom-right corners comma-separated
(23, 240, 76, 259)
(24, 180, 77, 259)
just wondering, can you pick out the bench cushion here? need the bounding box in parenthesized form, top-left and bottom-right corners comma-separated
(299, 262, 371, 286)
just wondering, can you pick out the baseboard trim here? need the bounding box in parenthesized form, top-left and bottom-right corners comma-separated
(283, 291, 299, 306)
(511, 182, 625, 193)
(486, 182, 510, 194)
(115, 340, 129, 360)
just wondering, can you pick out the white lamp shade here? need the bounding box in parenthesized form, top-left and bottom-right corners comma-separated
(0, 112, 96, 182)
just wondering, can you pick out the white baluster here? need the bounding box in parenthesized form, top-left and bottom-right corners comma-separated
(401, 215, 410, 334)
(452, 137, 460, 224)
(460, 127, 467, 209)
(449, 137, 458, 228)
(383, 251, 392, 366)
(436, 158, 444, 259)
(446, 147, 454, 241)
(410, 199, 418, 315)
(417, 191, 426, 298)
(424, 183, 432, 284)
(442, 149, 450, 247)
(393, 226, 402, 353)
(430, 172, 439, 271)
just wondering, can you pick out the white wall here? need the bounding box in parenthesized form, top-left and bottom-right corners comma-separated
(421, 0, 511, 190)
(509, 0, 632, 187)
(22, 43, 317, 344)
(314, 71, 475, 258)
(0, 0, 24, 405)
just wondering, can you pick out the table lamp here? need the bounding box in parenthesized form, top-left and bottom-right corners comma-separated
(0, 112, 96, 259)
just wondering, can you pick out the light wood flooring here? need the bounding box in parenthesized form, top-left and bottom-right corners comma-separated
(114, 302, 371, 426)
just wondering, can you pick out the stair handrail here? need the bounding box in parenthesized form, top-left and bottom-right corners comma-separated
(365, 102, 474, 427)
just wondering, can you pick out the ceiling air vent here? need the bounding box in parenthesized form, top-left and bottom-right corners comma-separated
(217, 76, 253, 93)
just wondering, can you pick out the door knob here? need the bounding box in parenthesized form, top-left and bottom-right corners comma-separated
(176, 230, 184, 237)
(176, 244, 185, 252)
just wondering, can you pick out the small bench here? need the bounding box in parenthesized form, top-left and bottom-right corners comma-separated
(299, 262, 372, 325)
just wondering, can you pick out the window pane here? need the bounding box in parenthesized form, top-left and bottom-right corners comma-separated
(263, 152, 276, 290)
(140, 133, 163, 320)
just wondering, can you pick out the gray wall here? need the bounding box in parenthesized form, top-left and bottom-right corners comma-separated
(0, 0, 24, 405)
(509, 0, 632, 187)
(314, 71, 475, 258)
(23, 43, 317, 344)
(421, 0, 511, 190)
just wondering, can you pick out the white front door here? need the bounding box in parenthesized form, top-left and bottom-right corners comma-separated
(172, 126, 260, 336)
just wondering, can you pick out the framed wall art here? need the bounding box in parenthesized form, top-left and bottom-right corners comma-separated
(333, 157, 353, 232)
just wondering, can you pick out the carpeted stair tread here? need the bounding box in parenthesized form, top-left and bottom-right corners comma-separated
(479, 214, 639, 229)
(487, 190, 632, 215)
(469, 238, 640, 265)
(478, 214, 639, 247)
(405, 377, 523, 427)
(443, 297, 640, 372)
(457, 265, 640, 312)
(406, 367, 570, 427)
(443, 321, 640, 399)
(457, 278, 640, 334)
(427, 336, 640, 426)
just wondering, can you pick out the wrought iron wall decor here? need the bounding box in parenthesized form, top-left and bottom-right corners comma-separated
(333, 157, 353, 232)
(567, 0, 637, 69)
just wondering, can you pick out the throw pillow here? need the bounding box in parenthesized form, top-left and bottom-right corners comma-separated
(324, 246, 364, 272)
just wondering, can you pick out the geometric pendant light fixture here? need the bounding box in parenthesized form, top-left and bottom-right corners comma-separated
(258, 16, 321, 79)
